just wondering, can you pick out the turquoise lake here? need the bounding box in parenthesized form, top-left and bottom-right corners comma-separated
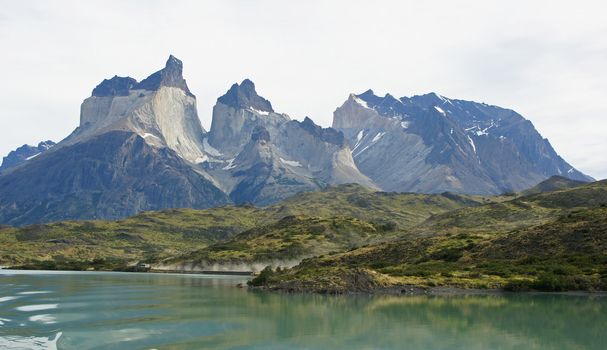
(0, 270, 605, 349)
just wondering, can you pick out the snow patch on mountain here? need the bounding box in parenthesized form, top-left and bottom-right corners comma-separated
(250, 107, 270, 116)
(25, 153, 41, 161)
(434, 106, 446, 115)
(352, 95, 370, 109)
(222, 158, 237, 170)
(142, 133, 160, 140)
(279, 157, 302, 167)
(467, 135, 477, 154)
(372, 132, 386, 143)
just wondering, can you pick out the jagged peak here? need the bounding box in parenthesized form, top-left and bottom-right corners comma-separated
(355, 89, 388, 109)
(347, 93, 370, 109)
(217, 79, 274, 113)
(297, 117, 345, 146)
(408, 92, 454, 106)
(92, 76, 138, 97)
(165, 54, 181, 69)
(384, 93, 400, 101)
(134, 55, 193, 97)
(359, 89, 376, 98)
(37, 140, 56, 149)
(347, 90, 407, 118)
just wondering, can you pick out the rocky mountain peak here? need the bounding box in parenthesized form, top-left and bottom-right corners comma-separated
(298, 117, 345, 146)
(92, 76, 138, 97)
(359, 89, 376, 98)
(356, 89, 386, 107)
(407, 92, 453, 108)
(217, 79, 274, 112)
(134, 55, 193, 96)
(0, 140, 56, 173)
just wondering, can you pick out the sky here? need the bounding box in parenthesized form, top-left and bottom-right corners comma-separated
(1, 0, 606, 179)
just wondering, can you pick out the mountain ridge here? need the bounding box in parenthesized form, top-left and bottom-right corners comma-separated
(0, 55, 594, 225)
(333, 89, 592, 195)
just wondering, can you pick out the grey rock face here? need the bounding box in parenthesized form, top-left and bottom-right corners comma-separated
(217, 79, 274, 112)
(333, 91, 593, 194)
(69, 55, 208, 164)
(0, 131, 229, 226)
(208, 80, 289, 157)
(0, 56, 222, 225)
(204, 80, 377, 204)
(228, 126, 320, 205)
(0, 55, 592, 225)
(0, 140, 55, 173)
(134, 55, 194, 96)
(0, 61, 375, 225)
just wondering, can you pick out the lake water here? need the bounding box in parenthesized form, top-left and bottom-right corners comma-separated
(0, 270, 605, 349)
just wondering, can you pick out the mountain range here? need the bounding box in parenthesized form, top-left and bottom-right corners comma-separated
(0, 55, 593, 226)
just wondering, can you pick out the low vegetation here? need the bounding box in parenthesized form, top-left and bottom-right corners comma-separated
(251, 180, 607, 293)
(0, 184, 479, 270)
(3, 178, 606, 294)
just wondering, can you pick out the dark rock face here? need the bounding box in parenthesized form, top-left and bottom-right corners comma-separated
(298, 117, 345, 146)
(89, 55, 193, 98)
(0, 141, 55, 173)
(0, 56, 210, 226)
(92, 76, 137, 97)
(134, 55, 193, 96)
(0, 131, 228, 226)
(333, 90, 593, 194)
(217, 79, 274, 112)
(251, 126, 271, 142)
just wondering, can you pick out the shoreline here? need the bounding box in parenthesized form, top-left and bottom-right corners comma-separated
(0, 268, 252, 278)
(252, 284, 607, 297)
(4, 268, 606, 297)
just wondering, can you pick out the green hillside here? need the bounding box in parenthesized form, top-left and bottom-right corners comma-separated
(253, 180, 607, 293)
(0, 205, 265, 270)
(3, 178, 605, 294)
(0, 184, 482, 270)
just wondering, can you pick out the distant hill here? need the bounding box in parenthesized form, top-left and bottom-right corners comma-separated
(520, 175, 589, 196)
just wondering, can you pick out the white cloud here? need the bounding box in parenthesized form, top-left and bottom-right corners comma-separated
(0, 0, 606, 179)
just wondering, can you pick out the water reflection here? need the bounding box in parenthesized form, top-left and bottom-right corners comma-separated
(0, 270, 605, 349)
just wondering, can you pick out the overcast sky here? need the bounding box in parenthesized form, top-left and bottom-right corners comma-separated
(1, 0, 606, 179)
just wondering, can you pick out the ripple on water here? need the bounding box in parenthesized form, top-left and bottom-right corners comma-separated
(0, 296, 19, 303)
(0, 332, 62, 350)
(28, 314, 57, 324)
(15, 304, 58, 312)
(17, 291, 53, 295)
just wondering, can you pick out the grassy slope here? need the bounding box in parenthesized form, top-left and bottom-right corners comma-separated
(0, 206, 265, 269)
(0, 184, 482, 270)
(164, 216, 380, 267)
(162, 185, 487, 267)
(255, 180, 607, 293)
(520, 175, 588, 196)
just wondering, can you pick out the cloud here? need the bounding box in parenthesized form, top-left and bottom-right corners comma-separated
(0, 0, 605, 179)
